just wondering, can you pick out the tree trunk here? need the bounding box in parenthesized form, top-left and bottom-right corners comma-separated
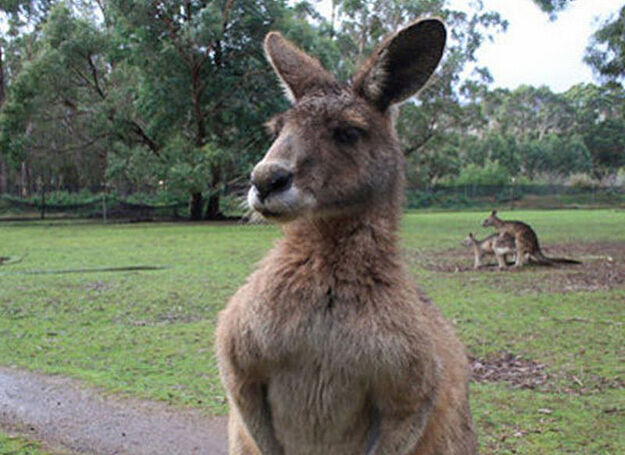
(204, 164, 224, 220)
(189, 192, 204, 221)
(20, 162, 30, 197)
(0, 158, 7, 194)
(0, 45, 6, 194)
(40, 183, 46, 220)
(204, 193, 222, 220)
(0, 44, 4, 107)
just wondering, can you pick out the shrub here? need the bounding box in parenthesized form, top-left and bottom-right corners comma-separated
(454, 160, 511, 186)
(405, 191, 436, 209)
(615, 167, 625, 187)
(567, 173, 599, 188)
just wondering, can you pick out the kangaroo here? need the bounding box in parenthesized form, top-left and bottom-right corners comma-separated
(216, 19, 477, 455)
(462, 232, 516, 269)
(482, 210, 581, 267)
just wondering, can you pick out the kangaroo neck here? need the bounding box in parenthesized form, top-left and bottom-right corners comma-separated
(492, 217, 507, 230)
(472, 242, 481, 254)
(281, 208, 401, 271)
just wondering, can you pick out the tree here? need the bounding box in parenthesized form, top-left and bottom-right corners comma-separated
(0, 38, 6, 193)
(482, 85, 573, 141)
(530, 0, 571, 19)
(322, 0, 505, 187)
(0, 1, 329, 218)
(585, 5, 625, 82)
(0, 4, 117, 196)
(104, 0, 327, 219)
(566, 83, 625, 177)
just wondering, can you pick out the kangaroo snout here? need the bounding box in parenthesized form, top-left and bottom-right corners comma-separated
(251, 162, 293, 202)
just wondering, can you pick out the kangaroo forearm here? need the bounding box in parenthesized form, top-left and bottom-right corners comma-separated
(232, 383, 284, 455)
(368, 405, 433, 455)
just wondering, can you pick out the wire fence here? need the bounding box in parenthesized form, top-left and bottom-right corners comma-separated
(0, 193, 188, 221)
(1, 184, 624, 221)
(406, 184, 625, 209)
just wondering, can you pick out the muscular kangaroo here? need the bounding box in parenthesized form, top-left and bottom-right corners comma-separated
(216, 19, 477, 455)
(462, 232, 515, 269)
(482, 210, 581, 267)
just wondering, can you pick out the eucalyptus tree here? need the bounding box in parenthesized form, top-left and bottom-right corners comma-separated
(0, 0, 54, 194)
(530, 0, 571, 19)
(0, 1, 329, 218)
(565, 83, 625, 177)
(320, 0, 506, 187)
(0, 3, 118, 195)
(104, 0, 333, 219)
(585, 5, 625, 82)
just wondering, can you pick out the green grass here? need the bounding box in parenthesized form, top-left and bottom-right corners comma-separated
(0, 433, 55, 455)
(1, 210, 624, 454)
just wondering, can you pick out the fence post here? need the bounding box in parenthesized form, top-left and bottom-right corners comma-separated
(39, 180, 46, 220)
(509, 180, 515, 209)
(102, 192, 107, 223)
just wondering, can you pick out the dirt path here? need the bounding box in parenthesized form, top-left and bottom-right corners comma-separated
(0, 367, 228, 455)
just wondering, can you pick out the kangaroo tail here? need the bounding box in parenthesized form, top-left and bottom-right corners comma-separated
(533, 250, 581, 265)
(546, 257, 582, 264)
(531, 250, 555, 265)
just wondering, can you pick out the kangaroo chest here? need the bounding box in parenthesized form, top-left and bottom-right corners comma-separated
(248, 277, 398, 454)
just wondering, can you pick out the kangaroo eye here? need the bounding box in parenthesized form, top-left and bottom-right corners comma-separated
(333, 126, 364, 145)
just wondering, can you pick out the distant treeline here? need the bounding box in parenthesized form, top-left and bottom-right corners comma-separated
(1, 1, 624, 219)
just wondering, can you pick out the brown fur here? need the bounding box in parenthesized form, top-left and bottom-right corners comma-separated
(482, 210, 581, 267)
(463, 232, 515, 269)
(216, 19, 476, 455)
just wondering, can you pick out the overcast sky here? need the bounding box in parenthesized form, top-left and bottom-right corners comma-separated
(316, 0, 623, 93)
(461, 0, 622, 92)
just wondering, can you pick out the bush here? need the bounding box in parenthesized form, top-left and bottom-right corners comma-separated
(616, 167, 625, 187)
(405, 191, 436, 209)
(567, 173, 598, 188)
(454, 160, 511, 186)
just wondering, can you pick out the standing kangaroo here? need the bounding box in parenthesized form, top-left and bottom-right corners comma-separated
(482, 210, 581, 267)
(216, 19, 476, 455)
(462, 232, 515, 269)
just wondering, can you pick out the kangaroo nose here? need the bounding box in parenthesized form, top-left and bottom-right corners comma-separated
(251, 163, 293, 202)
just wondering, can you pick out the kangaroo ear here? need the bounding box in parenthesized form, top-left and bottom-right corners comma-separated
(264, 32, 336, 103)
(353, 18, 446, 111)
(491, 210, 497, 216)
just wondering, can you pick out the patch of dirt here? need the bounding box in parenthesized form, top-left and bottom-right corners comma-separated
(83, 280, 112, 292)
(470, 352, 549, 390)
(470, 351, 624, 395)
(0, 366, 227, 455)
(413, 241, 625, 293)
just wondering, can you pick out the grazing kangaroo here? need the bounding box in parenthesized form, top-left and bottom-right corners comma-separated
(216, 19, 476, 455)
(462, 232, 515, 269)
(482, 210, 581, 267)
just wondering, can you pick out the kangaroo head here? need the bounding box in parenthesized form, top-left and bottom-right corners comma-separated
(462, 232, 476, 247)
(482, 210, 499, 228)
(248, 19, 446, 222)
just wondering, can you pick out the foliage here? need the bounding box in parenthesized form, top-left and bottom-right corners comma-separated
(585, 5, 625, 82)
(0, 1, 624, 212)
(454, 160, 510, 186)
(530, 0, 571, 19)
(566, 172, 598, 188)
(616, 167, 625, 186)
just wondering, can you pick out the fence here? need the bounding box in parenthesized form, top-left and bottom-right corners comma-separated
(1, 184, 624, 221)
(406, 184, 625, 209)
(0, 194, 188, 221)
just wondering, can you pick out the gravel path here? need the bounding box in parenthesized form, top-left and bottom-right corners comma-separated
(0, 366, 228, 455)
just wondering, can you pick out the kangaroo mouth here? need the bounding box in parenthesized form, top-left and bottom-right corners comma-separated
(247, 185, 314, 222)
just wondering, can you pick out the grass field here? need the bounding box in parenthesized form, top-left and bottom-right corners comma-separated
(0, 433, 55, 455)
(1, 209, 624, 454)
